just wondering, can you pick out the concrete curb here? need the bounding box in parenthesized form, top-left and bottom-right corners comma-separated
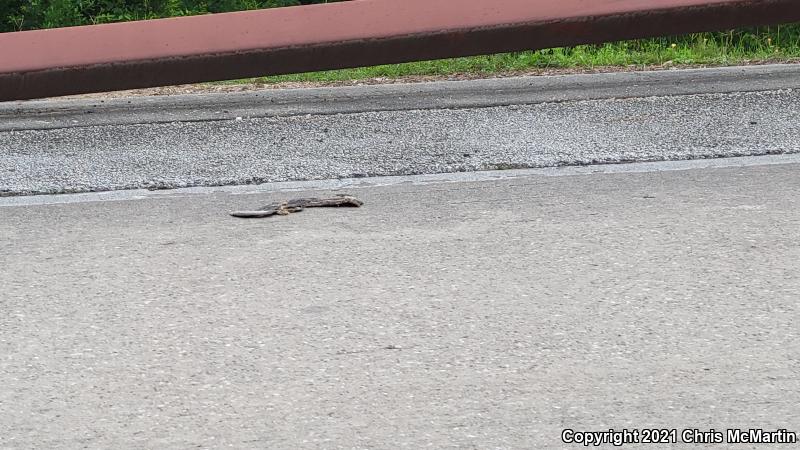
(4, 153, 800, 208)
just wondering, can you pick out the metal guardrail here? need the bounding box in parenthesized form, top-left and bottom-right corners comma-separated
(1, 0, 799, 101)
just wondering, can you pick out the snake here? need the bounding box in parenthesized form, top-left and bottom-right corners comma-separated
(230, 194, 363, 218)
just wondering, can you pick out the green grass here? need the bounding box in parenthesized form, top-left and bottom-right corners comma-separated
(224, 25, 800, 85)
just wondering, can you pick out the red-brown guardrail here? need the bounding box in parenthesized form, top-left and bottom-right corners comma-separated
(1, 0, 798, 101)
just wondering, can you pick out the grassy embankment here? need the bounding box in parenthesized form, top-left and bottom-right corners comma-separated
(229, 25, 800, 85)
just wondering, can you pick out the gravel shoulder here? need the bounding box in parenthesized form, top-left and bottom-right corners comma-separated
(2, 87, 799, 196)
(2, 64, 800, 197)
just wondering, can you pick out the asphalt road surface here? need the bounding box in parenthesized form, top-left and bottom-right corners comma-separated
(2, 65, 800, 197)
(1, 158, 799, 448)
